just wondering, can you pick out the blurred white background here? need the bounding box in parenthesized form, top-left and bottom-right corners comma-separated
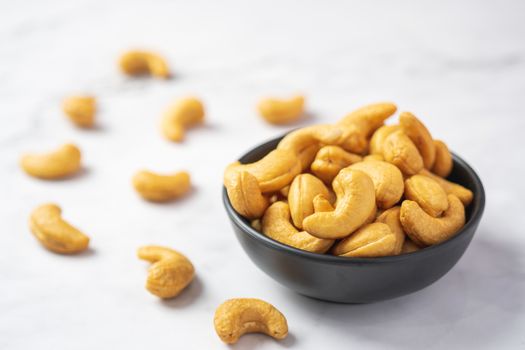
(1, 0, 524, 349)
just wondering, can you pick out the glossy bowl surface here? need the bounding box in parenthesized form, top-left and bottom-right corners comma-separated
(223, 136, 485, 303)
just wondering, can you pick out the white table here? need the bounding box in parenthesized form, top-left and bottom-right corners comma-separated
(1, 0, 524, 349)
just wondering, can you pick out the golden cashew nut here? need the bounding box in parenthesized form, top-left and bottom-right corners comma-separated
(132, 170, 191, 202)
(288, 174, 330, 229)
(29, 204, 89, 254)
(333, 223, 397, 258)
(224, 149, 301, 193)
(399, 112, 435, 169)
(336, 102, 397, 154)
(302, 168, 376, 239)
(161, 97, 205, 142)
(312, 194, 335, 212)
(432, 140, 453, 177)
(369, 125, 399, 155)
(257, 95, 305, 125)
(226, 171, 269, 219)
(404, 175, 448, 217)
(118, 50, 170, 78)
(349, 159, 404, 209)
(251, 219, 262, 231)
(20, 143, 82, 179)
(401, 239, 421, 254)
(382, 129, 424, 175)
(137, 245, 194, 299)
(262, 202, 333, 253)
(400, 194, 465, 246)
(376, 206, 405, 255)
(419, 169, 473, 206)
(62, 96, 96, 128)
(214, 298, 288, 344)
(277, 124, 343, 170)
(310, 145, 362, 184)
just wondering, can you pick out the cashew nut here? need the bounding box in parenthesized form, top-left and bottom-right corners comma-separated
(310, 145, 362, 184)
(118, 50, 170, 78)
(62, 96, 96, 128)
(257, 95, 305, 125)
(251, 219, 262, 231)
(277, 124, 343, 170)
(225, 171, 269, 219)
(419, 169, 473, 206)
(400, 194, 465, 246)
(432, 140, 453, 177)
(401, 239, 421, 254)
(349, 159, 404, 209)
(312, 194, 335, 212)
(302, 168, 376, 239)
(161, 97, 205, 142)
(214, 298, 288, 344)
(132, 170, 191, 202)
(224, 149, 301, 193)
(333, 223, 397, 258)
(288, 174, 330, 229)
(29, 203, 89, 254)
(336, 102, 397, 154)
(137, 245, 194, 299)
(382, 129, 424, 175)
(375, 206, 405, 255)
(369, 125, 400, 155)
(404, 175, 448, 217)
(20, 143, 82, 179)
(262, 201, 334, 253)
(399, 112, 435, 169)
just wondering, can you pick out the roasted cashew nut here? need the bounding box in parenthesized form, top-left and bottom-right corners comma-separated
(132, 170, 191, 202)
(401, 239, 421, 254)
(432, 140, 453, 177)
(312, 194, 335, 212)
(20, 143, 82, 180)
(263, 202, 333, 253)
(399, 112, 435, 169)
(302, 168, 376, 239)
(29, 203, 89, 254)
(419, 169, 473, 206)
(369, 125, 399, 155)
(214, 298, 288, 344)
(404, 175, 448, 217)
(225, 171, 269, 219)
(336, 102, 397, 154)
(400, 194, 465, 246)
(277, 124, 343, 170)
(62, 96, 96, 128)
(382, 129, 424, 175)
(161, 97, 205, 142)
(137, 245, 194, 299)
(118, 50, 170, 78)
(224, 149, 301, 193)
(349, 159, 404, 209)
(375, 206, 405, 255)
(288, 174, 330, 229)
(257, 95, 305, 125)
(310, 145, 362, 184)
(333, 223, 397, 258)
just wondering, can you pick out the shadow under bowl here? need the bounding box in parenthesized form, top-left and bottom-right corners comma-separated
(223, 136, 485, 303)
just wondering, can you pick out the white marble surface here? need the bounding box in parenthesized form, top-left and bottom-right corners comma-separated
(1, 0, 525, 349)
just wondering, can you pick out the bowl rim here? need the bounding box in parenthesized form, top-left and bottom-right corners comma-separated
(223, 135, 486, 265)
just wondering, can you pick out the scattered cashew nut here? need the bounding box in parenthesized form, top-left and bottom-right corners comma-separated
(137, 245, 194, 299)
(29, 203, 89, 254)
(132, 170, 191, 202)
(288, 173, 330, 229)
(161, 97, 205, 142)
(302, 168, 376, 239)
(310, 145, 362, 184)
(257, 95, 305, 125)
(214, 298, 288, 344)
(20, 143, 82, 180)
(262, 201, 333, 253)
(119, 50, 170, 78)
(62, 96, 96, 128)
(332, 222, 397, 258)
(400, 194, 465, 246)
(404, 174, 448, 217)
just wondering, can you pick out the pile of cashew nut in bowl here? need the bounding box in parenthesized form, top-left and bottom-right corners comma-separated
(224, 102, 474, 257)
(16, 48, 481, 345)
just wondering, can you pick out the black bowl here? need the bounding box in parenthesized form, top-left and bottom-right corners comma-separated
(223, 136, 485, 303)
